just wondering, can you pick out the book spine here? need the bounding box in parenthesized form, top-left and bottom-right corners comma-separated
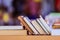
(31, 20, 46, 34)
(40, 16, 50, 33)
(24, 17, 39, 34)
(36, 18, 49, 34)
(18, 16, 33, 34)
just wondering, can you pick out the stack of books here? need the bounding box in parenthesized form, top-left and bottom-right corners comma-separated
(45, 13, 60, 35)
(52, 16, 60, 35)
(18, 16, 51, 35)
(52, 18, 60, 29)
(0, 26, 27, 35)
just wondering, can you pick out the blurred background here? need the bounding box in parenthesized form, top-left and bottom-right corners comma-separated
(0, 0, 60, 26)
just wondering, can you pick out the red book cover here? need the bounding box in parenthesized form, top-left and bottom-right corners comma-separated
(55, 0, 60, 12)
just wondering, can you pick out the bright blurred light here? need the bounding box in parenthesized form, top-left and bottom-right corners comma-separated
(3, 13, 9, 23)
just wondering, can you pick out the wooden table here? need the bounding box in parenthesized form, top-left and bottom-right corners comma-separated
(0, 35, 60, 40)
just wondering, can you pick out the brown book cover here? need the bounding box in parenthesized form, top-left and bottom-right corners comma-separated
(53, 22, 60, 29)
(18, 16, 33, 34)
(53, 25, 60, 29)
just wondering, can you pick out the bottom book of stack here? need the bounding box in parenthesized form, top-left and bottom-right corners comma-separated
(0, 26, 27, 35)
(0, 30, 27, 35)
(51, 29, 60, 35)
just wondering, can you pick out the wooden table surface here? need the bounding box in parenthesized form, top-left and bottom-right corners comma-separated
(0, 35, 60, 40)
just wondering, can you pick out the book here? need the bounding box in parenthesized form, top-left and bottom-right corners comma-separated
(53, 20, 60, 29)
(39, 16, 50, 34)
(18, 16, 33, 34)
(55, 0, 60, 12)
(23, 17, 39, 34)
(51, 29, 60, 35)
(53, 25, 60, 29)
(31, 20, 46, 34)
(53, 22, 60, 29)
(0, 26, 23, 30)
(0, 30, 27, 35)
(36, 18, 49, 34)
